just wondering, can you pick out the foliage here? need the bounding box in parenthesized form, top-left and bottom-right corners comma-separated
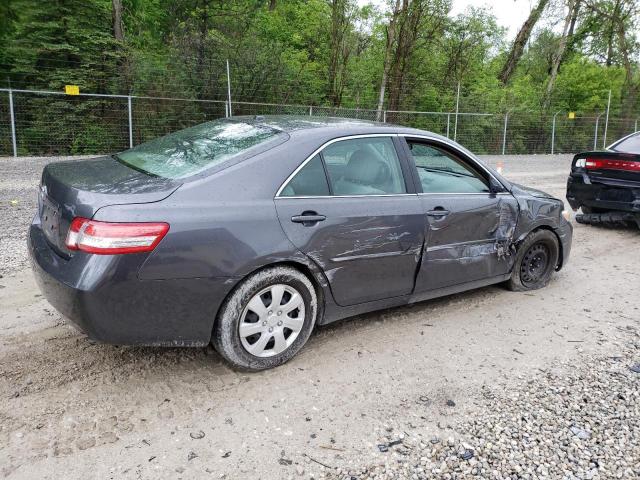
(0, 0, 638, 155)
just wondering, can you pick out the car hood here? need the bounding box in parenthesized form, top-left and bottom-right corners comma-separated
(510, 183, 560, 202)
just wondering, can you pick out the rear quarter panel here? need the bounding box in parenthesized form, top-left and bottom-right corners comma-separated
(93, 136, 325, 281)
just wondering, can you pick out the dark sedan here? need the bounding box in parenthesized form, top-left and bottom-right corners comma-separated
(29, 116, 572, 370)
(567, 131, 640, 227)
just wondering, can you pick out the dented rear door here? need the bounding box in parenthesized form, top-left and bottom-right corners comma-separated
(276, 196, 425, 306)
(274, 135, 424, 307)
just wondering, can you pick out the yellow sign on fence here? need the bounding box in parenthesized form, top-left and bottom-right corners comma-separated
(65, 85, 80, 95)
(568, 112, 575, 119)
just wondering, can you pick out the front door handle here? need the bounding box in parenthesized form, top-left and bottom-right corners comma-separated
(426, 208, 450, 218)
(291, 211, 326, 226)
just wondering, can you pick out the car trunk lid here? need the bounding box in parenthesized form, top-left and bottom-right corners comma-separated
(38, 156, 180, 256)
(574, 151, 640, 186)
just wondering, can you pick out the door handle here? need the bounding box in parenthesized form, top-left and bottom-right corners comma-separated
(426, 208, 450, 218)
(291, 212, 326, 225)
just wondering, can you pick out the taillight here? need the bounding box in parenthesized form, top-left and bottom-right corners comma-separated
(585, 157, 640, 172)
(65, 217, 169, 254)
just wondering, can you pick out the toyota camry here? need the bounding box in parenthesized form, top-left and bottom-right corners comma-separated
(29, 116, 573, 370)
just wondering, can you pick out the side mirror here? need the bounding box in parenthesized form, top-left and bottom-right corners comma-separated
(489, 177, 505, 194)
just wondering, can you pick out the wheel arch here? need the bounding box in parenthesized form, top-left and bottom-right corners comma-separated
(514, 224, 564, 270)
(210, 258, 327, 341)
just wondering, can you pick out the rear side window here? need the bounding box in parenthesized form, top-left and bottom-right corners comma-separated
(280, 155, 330, 197)
(116, 120, 285, 179)
(611, 133, 640, 154)
(323, 137, 406, 195)
(407, 142, 489, 194)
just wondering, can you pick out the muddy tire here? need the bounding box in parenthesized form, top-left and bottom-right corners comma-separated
(507, 230, 559, 292)
(212, 266, 318, 371)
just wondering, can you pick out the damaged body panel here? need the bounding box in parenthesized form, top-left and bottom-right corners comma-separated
(275, 195, 425, 306)
(415, 194, 519, 292)
(29, 116, 572, 349)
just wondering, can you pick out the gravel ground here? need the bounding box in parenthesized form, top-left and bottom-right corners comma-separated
(0, 156, 91, 277)
(327, 340, 640, 480)
(1, 154, 639, 479)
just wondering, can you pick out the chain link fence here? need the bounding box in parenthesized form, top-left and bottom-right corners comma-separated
(1, 88, 638, 157)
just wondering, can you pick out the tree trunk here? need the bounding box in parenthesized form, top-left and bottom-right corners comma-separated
(196, 2, 209, 98)
(327, 0, 345, 106)
(498, 0, 549, 84)
(614, 7, 637, 128)
(112, 0, 124, 41)
(544, 0, 581, 108)
(387, 0, 423, 112)
(376, 0, 401, 121)
(269, 0, 276, 11)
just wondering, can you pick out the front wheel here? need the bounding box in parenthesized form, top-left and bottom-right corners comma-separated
(212, 266, 318, 371)
(507, 230, 559, 292)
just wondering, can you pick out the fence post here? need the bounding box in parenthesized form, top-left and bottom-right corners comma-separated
(309, 105, 313, 116)
(603, 89, 611, 148)
(127, 95, 133, 149)
(8, 88, 17, 157)
(551, 111, 560, 155)
(502, 112, 509, 155)
(383, 110, 387, 123)
(453, 82, 460, 141)
(446, 113, 451, 138)
(594, 114, 602, 150)
(226, 59, 233, 117)
(635, 118, 638, 132)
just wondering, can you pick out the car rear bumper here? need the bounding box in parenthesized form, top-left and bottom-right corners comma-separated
(566, 174, 640, 213)
(28, 220, 238, 346)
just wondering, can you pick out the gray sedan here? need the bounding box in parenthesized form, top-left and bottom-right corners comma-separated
(29, 116, 573, 370)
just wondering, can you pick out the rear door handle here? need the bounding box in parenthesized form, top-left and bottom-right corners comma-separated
(427, 208, 450, 218)
(291, 212, 326, 225)
(426, 208, 450, 218)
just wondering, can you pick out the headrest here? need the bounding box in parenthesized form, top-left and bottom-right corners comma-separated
(345, 150, 385, 184)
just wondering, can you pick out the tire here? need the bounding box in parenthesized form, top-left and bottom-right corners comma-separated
(506, 229, 559, 292)
(212, 266, 318, 371)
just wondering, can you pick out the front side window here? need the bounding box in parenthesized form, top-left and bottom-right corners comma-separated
(407, 141, 489, 194)
(116, 120, 285, 179)
(322, 137, 406, 195)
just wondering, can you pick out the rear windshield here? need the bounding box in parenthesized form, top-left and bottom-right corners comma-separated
(115, 120, 285, 179)
(611, 132, 640, 154)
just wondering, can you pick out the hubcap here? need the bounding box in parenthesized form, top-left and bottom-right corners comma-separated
(239, 284, 305, 358)
(520, 242, 550, 286)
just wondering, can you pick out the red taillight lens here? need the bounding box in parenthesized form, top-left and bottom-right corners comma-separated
(585, 157, 640, 172)
(65, 217, 170, 254)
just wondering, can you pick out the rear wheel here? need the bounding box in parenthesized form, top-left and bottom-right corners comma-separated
(212, 266, 317, 371)
(507, 230, 559, 292)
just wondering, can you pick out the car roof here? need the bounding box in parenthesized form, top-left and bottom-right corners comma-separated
(229, 115, 511, 190)
(230, 114, 447, 139)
